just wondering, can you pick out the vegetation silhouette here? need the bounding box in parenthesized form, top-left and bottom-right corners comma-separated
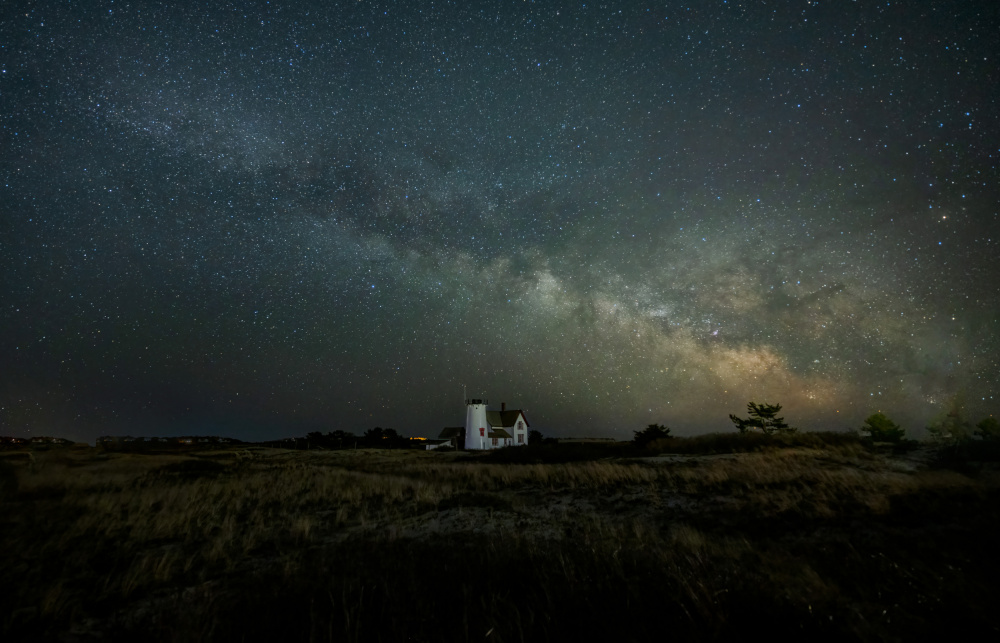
(729, 401, 794, 435)
(927, 394, 974, 443)
(976, 417, 1000, 441)
(631, 423, 671, 448)
(861, 412, 905, 443)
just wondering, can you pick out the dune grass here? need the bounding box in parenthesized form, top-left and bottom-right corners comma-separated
(1, 442, 998, 641)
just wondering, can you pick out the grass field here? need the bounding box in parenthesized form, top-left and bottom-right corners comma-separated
(2, 436, 998, 641)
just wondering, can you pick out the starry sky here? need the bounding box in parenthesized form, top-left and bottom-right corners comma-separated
(2, 1, 998, 443)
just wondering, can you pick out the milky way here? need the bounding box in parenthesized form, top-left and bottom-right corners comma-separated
(3, 1, 998, 442)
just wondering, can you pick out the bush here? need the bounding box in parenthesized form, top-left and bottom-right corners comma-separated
(933, 440, 1000, 468)
(927, 396, 974, 443)
(633, 424, 671, 448)
(861, 413, 905, 443)
(976, 418, 1000, 441)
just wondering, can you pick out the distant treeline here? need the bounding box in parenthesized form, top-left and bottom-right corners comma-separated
(4, 432, 415, 451)
(257, 428, 420, 450)
(1, 436, 73, 448)
(97, 435, 243, 451)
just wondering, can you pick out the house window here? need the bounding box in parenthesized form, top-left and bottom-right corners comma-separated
(480, 427, 485, 437)
(518, 433, 524, 443)
(518, 421, 524, 430)
(492, 437, 498, 446)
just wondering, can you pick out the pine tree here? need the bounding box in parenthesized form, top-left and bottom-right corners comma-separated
(729, 402, 794, 435)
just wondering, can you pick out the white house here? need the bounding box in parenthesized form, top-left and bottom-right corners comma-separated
(439, 399, 530, 450)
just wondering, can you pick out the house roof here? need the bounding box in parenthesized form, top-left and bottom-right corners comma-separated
(439, 427, 465, 439)
(488, 428, 512, 439)
(485, 410, 529, 428)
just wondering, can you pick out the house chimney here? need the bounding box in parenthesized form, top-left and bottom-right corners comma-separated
(501, 402, 506, 412)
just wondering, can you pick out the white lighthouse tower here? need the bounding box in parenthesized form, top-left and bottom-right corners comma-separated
(463, 398, 490, 450)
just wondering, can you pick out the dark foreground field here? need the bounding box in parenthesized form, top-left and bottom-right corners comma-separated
(2, 437, 998, 641)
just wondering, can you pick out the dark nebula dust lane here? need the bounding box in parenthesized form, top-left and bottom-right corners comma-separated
(2, 1, 998, 442)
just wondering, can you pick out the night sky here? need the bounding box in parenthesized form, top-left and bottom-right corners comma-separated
(3, 1, 998, 443)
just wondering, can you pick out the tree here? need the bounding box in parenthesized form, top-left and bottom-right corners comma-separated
(327, 430, 356, 449)
(363, 427, 384, 445)
(861, 413, 905, 443)
(364, 427, 401, 448)
(927, 394, 973, 443)
(975, 417, 1000, 441)
(633, 423, 671, 448)
(729, 402, 794, 435)
(528, 429, 543, 445)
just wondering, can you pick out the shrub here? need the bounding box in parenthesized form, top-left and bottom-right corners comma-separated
(861, 413, 905, 443)
(927, 395, 974, 443)
(633, 424, 671, 448)
(975, 418, 1000, 441)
